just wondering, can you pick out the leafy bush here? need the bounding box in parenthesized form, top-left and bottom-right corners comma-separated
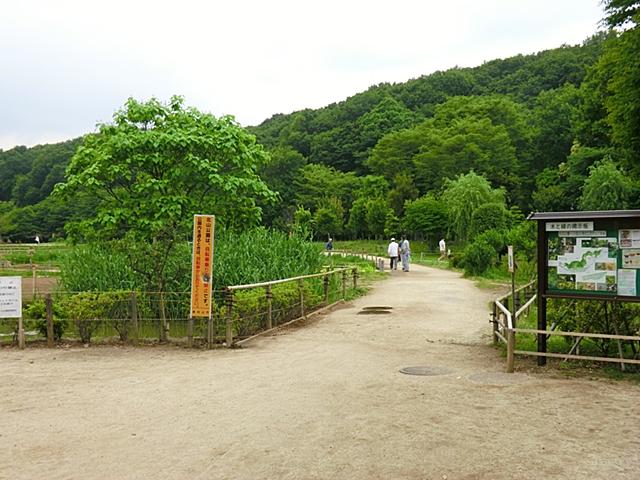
(476, 229, 505, 255)
(507, 221, 537, 260)
(470, 203, 508, 236)
(463, 240, 495, 275)
(24, 299, 68, 341)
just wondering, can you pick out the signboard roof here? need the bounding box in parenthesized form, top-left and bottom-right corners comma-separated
(528, 210, 640, 221)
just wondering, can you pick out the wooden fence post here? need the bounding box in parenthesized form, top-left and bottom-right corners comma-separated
(323, 274, 329, 304)
(298, 279, 305, 319)
(130, 292, 139, 345)
(491, 302, 498, 346)
(341, 269, 347, 299)
(225, 289, 234, 348)
(506, 329, 515, 373)
(352, 268, 358, 290)
(187, 317, 194, 348)
(266, 285, 273, 329)
(45, 293, 54, 347)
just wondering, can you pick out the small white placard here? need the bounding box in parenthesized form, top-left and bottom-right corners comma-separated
(0, 277, 22, 318)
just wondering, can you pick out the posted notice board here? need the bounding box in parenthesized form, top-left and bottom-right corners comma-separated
(547, 222, 640, 297)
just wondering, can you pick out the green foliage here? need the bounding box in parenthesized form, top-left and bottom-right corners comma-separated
(402, 194, 447, 244)
(507, 221, 537, 260)
(346, 198, 369, 239)
(58, 230, 324, 293)
(463, 239, 495, 276)
(294, 164, 359, 211)
(477, 229, 505, 254)
(24, 299, 68, 340)
(388, 172, 419, 215)
(441, 171, 504, 241)
(55, 96, 275, 293)
(579, 159, 633, 210)
(549, 298, 640, 356)
(470, 203, 509, 236)
(365, 198, 390, 239)
(384, 212, 402, 239)
(313, 207, 342, 239)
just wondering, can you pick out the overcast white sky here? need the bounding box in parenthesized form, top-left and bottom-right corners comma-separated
(1, 0, 606, 150)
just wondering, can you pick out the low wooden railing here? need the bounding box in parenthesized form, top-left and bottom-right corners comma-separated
(493, 281, 640, 372)
(220, 267, 359, 348)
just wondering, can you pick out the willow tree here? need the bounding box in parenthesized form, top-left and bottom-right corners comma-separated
(56, 96, 275, 339)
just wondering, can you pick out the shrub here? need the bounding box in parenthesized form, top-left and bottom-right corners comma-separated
(470, 203, 508, 236)
(463, 240, 495, 275)
(24, 299, 68, 341)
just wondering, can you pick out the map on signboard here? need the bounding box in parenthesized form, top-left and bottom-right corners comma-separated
(548, 235, 618, 293)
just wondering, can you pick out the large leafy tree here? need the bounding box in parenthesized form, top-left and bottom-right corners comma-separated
(579, 159, 633, 210)
(402, 194, 447, 245)
(441, 171, 505, 241)
(56, 96, 275, 295)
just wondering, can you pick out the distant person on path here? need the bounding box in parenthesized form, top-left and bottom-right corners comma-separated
(387, 237, 399, 270)
(438, 238, 446, 261)
(400, 234, 411, 272)
(325, 237, 333, 251)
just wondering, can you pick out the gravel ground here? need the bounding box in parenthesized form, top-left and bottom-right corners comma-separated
(1, 264, 639, 480)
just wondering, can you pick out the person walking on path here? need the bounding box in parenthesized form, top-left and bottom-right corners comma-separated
(400, 235, 411, 272)
(387, 237, 399, 270)
(438, 238, 447, 261)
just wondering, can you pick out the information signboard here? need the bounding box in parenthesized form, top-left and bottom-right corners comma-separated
(547, 224, 640, 297)
(190, 215, 215, 318)
(0, 276, 22, 318)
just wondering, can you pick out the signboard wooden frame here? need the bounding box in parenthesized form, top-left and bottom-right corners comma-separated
(528, 210, 640, 366)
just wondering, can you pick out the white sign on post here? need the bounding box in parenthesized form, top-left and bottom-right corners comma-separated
(507, 246, 515, 273)
(0, 276, 21, 318)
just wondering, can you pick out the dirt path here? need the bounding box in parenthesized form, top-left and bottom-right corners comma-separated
(1, 264, 639, 480)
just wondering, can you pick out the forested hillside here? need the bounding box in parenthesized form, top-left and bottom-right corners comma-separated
(1, 0, 638, 245)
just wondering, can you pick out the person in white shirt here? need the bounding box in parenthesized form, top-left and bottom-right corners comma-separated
(438, 238, 447, 261)
(387, 238, 399, 270)
(400, 234, 411, 272)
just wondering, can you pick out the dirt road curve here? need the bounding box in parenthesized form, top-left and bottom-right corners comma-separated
(2, 264, 639, 480)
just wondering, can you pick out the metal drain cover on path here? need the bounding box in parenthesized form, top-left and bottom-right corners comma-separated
(467, 372, 531, 385)
(399, 366, 454, 376)
(358, 306, 393, 315)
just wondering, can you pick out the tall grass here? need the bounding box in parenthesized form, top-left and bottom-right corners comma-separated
(59, 229, 324, 292)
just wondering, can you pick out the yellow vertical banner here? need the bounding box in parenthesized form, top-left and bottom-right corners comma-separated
(190, 215, 215, 318)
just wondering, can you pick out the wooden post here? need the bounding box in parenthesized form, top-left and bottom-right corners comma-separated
(298, 279, 305, 319)
(491, 302, 498, 345)
(266, 285, 273, 329)
(352, 268, 358, 290)
(537, 220, 547, 366)
(341, 269, 347, 299)
(187, 317, 194, 348)
(225, 289, 234, 348)
(18, 315, 25, 349)
(130, 292, 139, 345)
(207, 316, 214, 349)
(32, 262, 37, 301)
(506, 329, 515, 373)
(45, 294, 53, 347)
(511, 268, 517, 329)
(323, 274, 329, 304)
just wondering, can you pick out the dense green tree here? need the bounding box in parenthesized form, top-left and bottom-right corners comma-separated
(470, 203, 509, 236)
(602, 0, 640, 28)
(56, 96, 275, 295)
(259, 146, 307, 229)
(294, 163, 359, 211)
(346, 197, 369, 239)
(441, 171, 505, 241)
(365, 198, 390, 239)
(402, 194, 448, 245)
(388, 173, 419, 215)
(413, 117, 519, 193)
(579, 159, 633, 210)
